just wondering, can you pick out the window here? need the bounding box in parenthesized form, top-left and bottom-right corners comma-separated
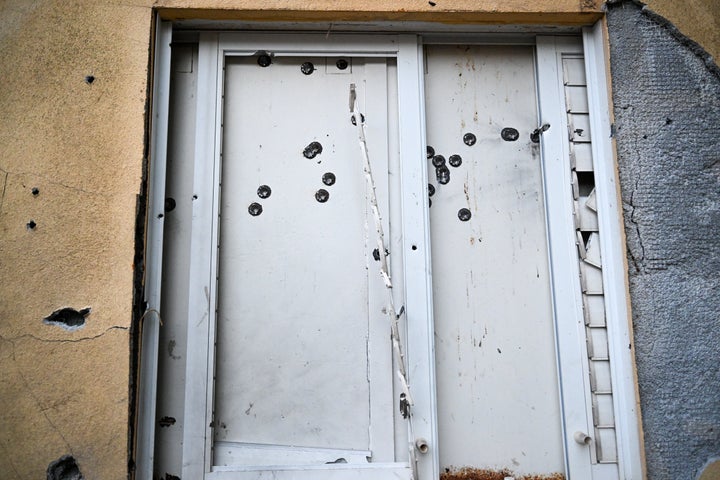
(137, 22, 643, 480)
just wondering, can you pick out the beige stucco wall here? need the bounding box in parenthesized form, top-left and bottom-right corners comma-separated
(0, 1, 716, 479)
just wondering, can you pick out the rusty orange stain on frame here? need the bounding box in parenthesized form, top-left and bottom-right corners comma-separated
(441, 467, 565, 480)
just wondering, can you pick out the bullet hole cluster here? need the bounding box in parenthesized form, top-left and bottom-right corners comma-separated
(427, 132, 477, 221)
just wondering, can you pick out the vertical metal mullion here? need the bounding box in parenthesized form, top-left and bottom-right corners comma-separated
(181, 32, 220, 480)
(136, 15, 172, 480)
(536, 35, 594, 479)
(397, 34, 439, 480)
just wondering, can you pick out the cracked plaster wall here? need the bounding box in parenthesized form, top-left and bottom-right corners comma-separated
(0, 0, 718, 479)
(606, 2, 720, 479)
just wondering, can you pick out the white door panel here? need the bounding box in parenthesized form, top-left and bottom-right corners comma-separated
(425, 45, 565, 477)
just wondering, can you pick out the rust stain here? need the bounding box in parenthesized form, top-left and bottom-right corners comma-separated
(441, 467, 565, 480)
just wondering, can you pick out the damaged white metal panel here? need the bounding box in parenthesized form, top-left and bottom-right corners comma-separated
(583, 22, 645, 480)
(425, 43, 565, 477)
(136, 16, 172, 480)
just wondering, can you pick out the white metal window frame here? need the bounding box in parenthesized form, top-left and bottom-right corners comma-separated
(137, 19, 645, 480)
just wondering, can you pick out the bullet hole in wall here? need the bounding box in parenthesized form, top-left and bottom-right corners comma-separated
(248, 203, 263, 216)
(257, 185, 272, 199)
(84, 75, 95, 85)
(159, 416, 177, 427)
(458, 208, 472, 222)
(31, 187, 40, 196)
(315, 189, 330, 203)
(44, 307, 91, 331)
(257, 54, 272, 67)
(301, 62, 315, 75)
(429, 1, 437, 5)
(501, 127, 520, 141)
(303, 141, 323, 159)
(26, 220, 37, 230)
(432, 155, 446, 168)
(47, 454, 83, 480)
(322, 172, 336, 186)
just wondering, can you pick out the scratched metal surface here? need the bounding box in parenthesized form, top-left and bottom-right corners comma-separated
(425, 45, 565, 475)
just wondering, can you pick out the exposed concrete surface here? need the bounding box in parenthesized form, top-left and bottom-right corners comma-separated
(607, 3, 720, 478)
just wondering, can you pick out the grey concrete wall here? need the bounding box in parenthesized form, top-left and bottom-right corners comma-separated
(606, 2, 720, 479)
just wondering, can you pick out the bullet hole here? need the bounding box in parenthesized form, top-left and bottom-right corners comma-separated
(411, 245, 417, 250)
(665, 117, 672, 125)
(436, 165, 450, 185)
(463, 133, 477, 146)
(531, 123, 550, 143)
(373, 248, 381, 261)
(84, 75, 95, 85)
(574, 128, 584, 136)
(159, 416, 177, 427)
(164, 198, 176, 212)
(448, 154, 462, 167)
(157, 213, 164, 219)
(257, 185, 272, 199)
(458, 208, 472, 222)
(428, 1, 437, 5)
(47, 455, 83, 480)
(501, 127, 520, 142)
(248, 202, 263, 216)
(322, 172, 336, 186)
(497, 348, 502, 354)
(315, 189, 330, 203)
(31, 187, 40, 196)
(192, 194, 198, 200)
(300, 62, 315, 75)
(257, 54, 272, 67)
(26, 220, 37, 230)
(336, 58, 349, 70)
(428, 184, 435, 197)
(44, 307, 91, 331)
(432, 155, 446, 168)
(303, 141, 323, 159)
(426, 146, 435, 159)
(350, 113, 365, 125)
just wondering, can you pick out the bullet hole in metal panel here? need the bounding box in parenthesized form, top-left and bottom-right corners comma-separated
(428, 184, 435, 197)
(301, 62, 315, 75)
(497, 348, 502, 353)
(159, 416, 177, 427)
(432, 155, 446, 168)
(411, 245, 417, 251)
(448, 154, 462, 167)
(458, 208, 472, 222)
(26, 220, 37, 230)
(436, 165, 450, 185)
(248, 203, 263, 216)
(257, 54, 272, 67)
(373, 248, 389, 262)
(336, 58, 349, 70)
(43, 307, 91, 330)
(164, 198, 176, 212)
(350, 113, 365, 126)
(84, 75, 95, 84)
(47, 455, 83, 480)
(31, 187, 40, 196)
(257, 185, 272, 199)
(192, 194, 198, 200)
(315, 189, 329, 203)
(157, 213, 164, 219)
(322, 172, 336, 186)
(463, 133, 477, 146)
(426, 146, 435, 159)
(501, 127, 520, 141)
(303, 141, 323, 159)
(574, 128, 584, 136)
